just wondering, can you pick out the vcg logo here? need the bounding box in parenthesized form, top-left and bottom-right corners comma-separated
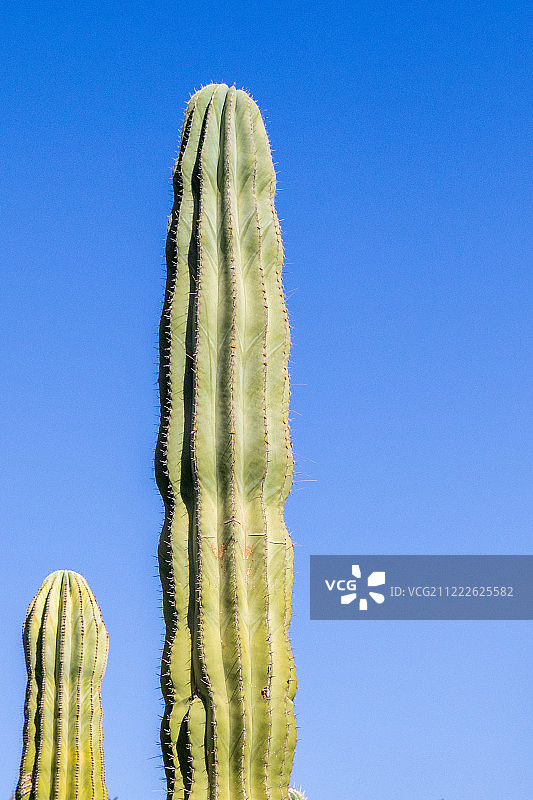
(325, 564, 386, 611)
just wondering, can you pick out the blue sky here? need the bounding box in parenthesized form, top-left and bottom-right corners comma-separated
(1, 2, 531, 799)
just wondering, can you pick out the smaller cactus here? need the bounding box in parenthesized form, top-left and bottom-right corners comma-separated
(16, 570, 109, 800)
(288, 790, 307, 800)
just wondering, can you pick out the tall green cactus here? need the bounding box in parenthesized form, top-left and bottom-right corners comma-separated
(156, 83, 296, 800)
(16, 570, 109, 800)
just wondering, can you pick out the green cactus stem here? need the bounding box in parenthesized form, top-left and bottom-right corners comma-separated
(156, 83, 296, 800)
(16, 570, 109, 800)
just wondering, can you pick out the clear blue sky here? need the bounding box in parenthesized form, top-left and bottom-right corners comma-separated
(1, 2, 531, 799)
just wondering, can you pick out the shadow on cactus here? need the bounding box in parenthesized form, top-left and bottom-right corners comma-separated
(13, 84, 305, 800)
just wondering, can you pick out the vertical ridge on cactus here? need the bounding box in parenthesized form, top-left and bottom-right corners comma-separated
(156, 84, 296, 800)
(16, 570, 109, 800)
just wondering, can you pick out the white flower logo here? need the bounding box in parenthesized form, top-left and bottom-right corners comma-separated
(341, 564, 386, 610)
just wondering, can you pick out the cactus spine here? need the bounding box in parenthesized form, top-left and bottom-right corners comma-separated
(16, 570, 109, 800)
(156, 84, 296, 800)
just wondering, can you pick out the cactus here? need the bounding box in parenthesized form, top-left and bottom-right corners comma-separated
(156, 83, 296, 800)
(16, 570, 109, 800)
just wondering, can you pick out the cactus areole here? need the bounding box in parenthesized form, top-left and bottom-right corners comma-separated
(16, 571, 109, 800)
(156, 84, 296, 800)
